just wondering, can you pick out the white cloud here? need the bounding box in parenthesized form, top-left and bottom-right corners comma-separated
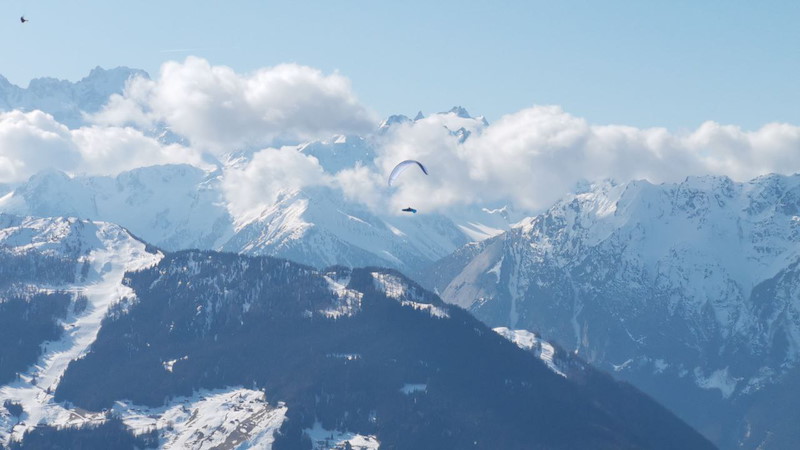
(4, 61, 800, 219)
(72, 126, 209, 175)
(0, 111, 81, 183)
(222, 146, 329, 223)
(686, 121, 800, 180)
(0, 110, 207, 184)
(334, 163, 385, 210)
(91, 57, 378, 152)
(369, 106, 800, 213)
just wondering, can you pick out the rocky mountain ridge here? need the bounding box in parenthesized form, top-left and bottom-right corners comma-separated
(421, 173, 800, 449)
(0, 214, 714, 449)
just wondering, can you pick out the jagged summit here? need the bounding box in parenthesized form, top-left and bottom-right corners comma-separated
(0, 66, 147, 128)
(378, 113, 411, 130)
(85, 65, 147, 79)
(444, 105, 472, 118)
(378, 106, 482, 127)
(16, 66, 148, 91)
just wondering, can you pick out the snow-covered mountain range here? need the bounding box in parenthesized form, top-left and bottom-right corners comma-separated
(5, 65, 800, 448)
(421, 174, 800, 449)
(0, 214, 714, 449)
(0, 67, 147, 129)
(0, 161, 490, 271)
(0, 67, 512, 271)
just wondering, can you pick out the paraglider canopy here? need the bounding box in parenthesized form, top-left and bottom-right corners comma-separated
(388, 160, 428, 186)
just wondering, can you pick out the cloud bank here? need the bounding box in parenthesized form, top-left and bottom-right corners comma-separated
(1, 58, 799, 220)
(0, 110, 207, 183)
(373, 106, 800, 212)
(222, 146, 330, 224)
(91, 57, 378, 152)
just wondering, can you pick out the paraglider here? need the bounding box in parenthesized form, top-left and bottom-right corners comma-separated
(388, 159, 427, 214)
(387, 160, 428, 186)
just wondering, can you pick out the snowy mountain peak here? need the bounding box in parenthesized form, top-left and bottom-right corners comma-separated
(0, 162, 482, 271)
(0, 66, 147, 128)
(86, 65, 146, 81)
(516, 173, 800, 290)
(444, 106, 472, 118)
(378, 114, 411, 130)
(1, 165, 234, 253)
(426, 172, 800, 448)
(4, 170, 89, 219)
(26, 77, 71, 92)
(0, 214, 105, 259)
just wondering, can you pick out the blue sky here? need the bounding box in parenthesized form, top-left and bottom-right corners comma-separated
(1, 0, 797, 130)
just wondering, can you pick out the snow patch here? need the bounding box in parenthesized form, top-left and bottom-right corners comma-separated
(494, 328, 566, 377)
(321, 276, 363, 319)
(612, 359, 634, 372)
(372, 272, 448, 318)
(327, 353, 361, 361)
(741, 367, 777, 395)
(116, 388, 286, 449)
(386, 223, 405, 237)
(694, 367, 740, 399)
(399, 301, 449, 319)
(457, 222, 505, 242)
(304, 421, 379, 450)
(487, 255, 504, 283)
(371, 272, 406, 299)
(400, 384, 427, 395)
(163, 356, 189, 373)
(340, 211, 369, 226)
